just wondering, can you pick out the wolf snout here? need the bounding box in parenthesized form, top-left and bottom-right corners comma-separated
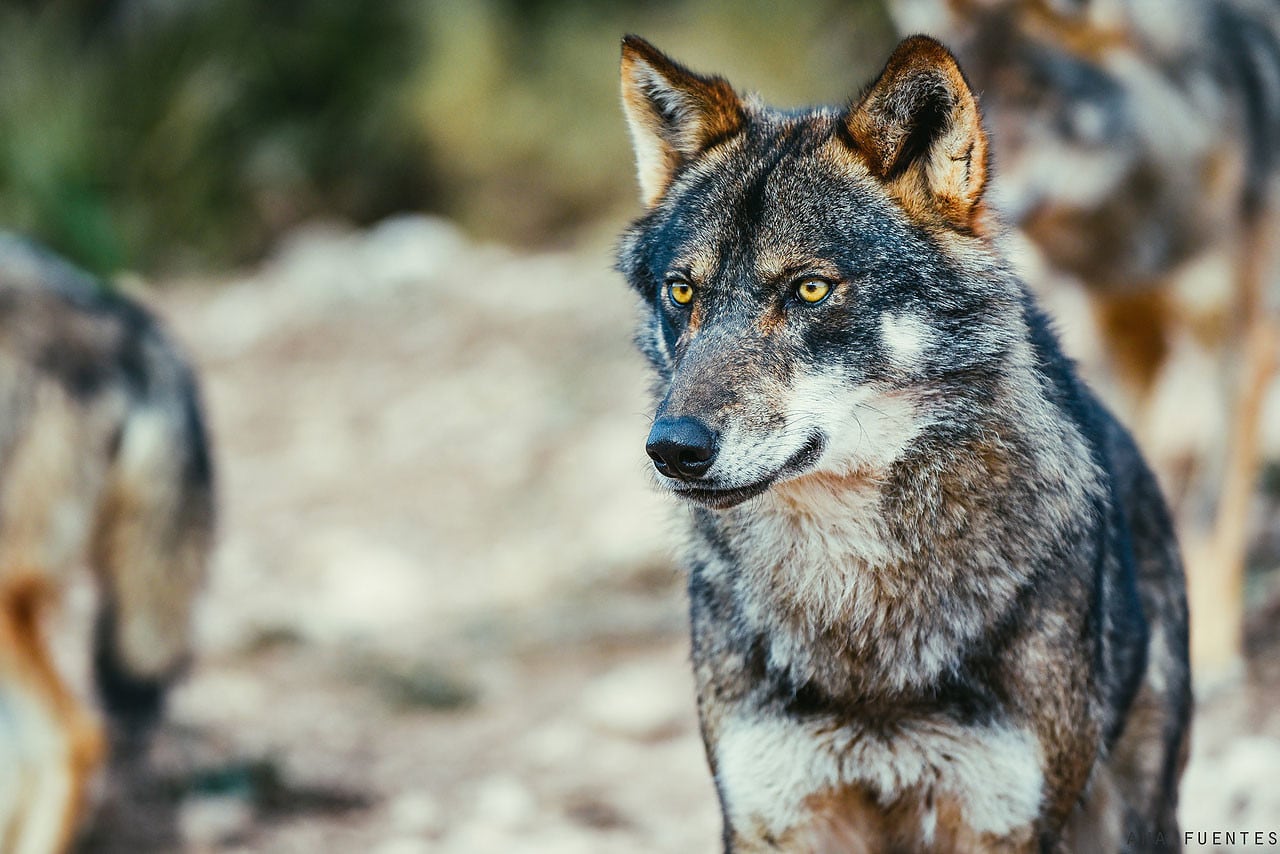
(646, 416, 718, 480)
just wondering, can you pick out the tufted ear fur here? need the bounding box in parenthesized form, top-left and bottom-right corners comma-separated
(620, 35, 746, 207)
(845, 35, 990, 232)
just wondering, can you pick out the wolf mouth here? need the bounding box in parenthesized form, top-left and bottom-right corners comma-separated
(672, 434, 825, 509)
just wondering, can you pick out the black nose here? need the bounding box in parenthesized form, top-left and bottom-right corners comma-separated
(646, 417, 718, 480)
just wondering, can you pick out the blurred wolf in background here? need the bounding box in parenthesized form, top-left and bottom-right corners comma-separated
(0, 235, 213, 853)
(889, 0, 1280, 678)
(618, 32, 1189, 852)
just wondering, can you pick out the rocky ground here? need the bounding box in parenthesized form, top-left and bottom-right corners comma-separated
(49, 216, 1280, 852)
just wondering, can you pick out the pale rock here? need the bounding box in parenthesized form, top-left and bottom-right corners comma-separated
(580, 660, 689, 741)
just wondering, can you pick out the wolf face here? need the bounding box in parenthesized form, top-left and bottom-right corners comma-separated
(617, 35, 1023, 509)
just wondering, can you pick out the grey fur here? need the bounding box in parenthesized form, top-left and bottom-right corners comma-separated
(618, 35, 1190, 852)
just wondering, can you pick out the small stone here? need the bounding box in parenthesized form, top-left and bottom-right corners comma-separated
(387, 789, 443, 836)
(374, 838, 434, 854)
(179, 793, 254, 847)
(471, 775, 537, 829)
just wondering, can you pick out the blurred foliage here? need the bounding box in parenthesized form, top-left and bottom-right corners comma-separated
(0, 0, 892, 275)
(0, 0, 430, 273)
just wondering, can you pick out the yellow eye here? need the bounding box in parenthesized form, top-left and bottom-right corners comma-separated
(796, 279, 832, 304)
(669, 281, 694, 306)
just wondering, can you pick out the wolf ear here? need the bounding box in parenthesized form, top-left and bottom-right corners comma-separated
(845, 36, 989, 231)
(620, 35, 745, 207)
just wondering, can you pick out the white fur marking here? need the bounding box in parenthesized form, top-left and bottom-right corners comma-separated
(880, 313, 931, 368)
(920, 802, 937, 846)
(697, 366, 923, 491)
(784, 370, 922, 477)
(716, 715, 1044, 840)
(716, 715, 842, 835)
(0, 688, 77, 854)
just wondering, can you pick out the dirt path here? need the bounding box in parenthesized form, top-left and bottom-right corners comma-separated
(64, 217, 1280, 852)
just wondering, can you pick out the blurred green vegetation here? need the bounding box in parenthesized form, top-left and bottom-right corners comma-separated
(0, 0, 892, 275)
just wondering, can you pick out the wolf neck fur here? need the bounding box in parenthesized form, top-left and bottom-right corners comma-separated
(694, 365, 1100, 698)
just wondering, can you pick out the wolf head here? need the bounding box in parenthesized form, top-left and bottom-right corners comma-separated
(618, 35, 1028, 509)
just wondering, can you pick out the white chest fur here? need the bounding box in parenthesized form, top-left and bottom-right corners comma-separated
(715, 713, 1045, 843)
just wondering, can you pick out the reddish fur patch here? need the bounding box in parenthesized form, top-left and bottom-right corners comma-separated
(620, 35, 745, 206)
(0, 575, 105, 852)
(754, 305, 786, 336)
(686, 300, 705, 334)
(620, 36, 743, 145)
(844, 36, 990, 234)
(1024, 1, 1133, 58)
(948, 0, 1134, 59)
(764, 784, 1038, 853)
(1091, 290, 1172, 398)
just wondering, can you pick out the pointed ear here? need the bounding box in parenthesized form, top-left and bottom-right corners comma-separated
(845, 36, 989, 232)
(620, 35, 745, 207)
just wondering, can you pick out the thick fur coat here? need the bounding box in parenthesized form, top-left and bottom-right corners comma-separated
(617, 35, 1191, 852)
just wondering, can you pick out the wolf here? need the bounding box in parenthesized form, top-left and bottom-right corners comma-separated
(617, 34, 1191, 852)
(888, 0, 1280, 678)
(0, 235, 214, 853)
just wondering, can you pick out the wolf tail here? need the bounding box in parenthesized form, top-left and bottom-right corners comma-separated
(90, 331, 214, 737)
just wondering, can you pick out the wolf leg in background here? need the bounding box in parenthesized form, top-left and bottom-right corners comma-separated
(0, 235, 215, 852)
(0, 580, 103, 854)
(618, 33, 1190, 852)
(1190, 213, 1280, 678)
(889, 0, 1280, 680)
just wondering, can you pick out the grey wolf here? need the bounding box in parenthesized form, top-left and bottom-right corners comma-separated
(889, 0, 1280, 678)
(0, 235, 214, 853)
(617, 34, 1191, 851)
